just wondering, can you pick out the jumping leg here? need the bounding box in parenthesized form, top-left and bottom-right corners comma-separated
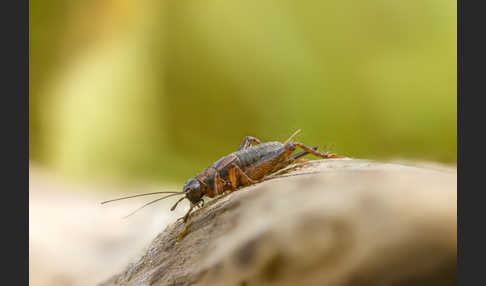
(242, 143, 298, 180)
(244, 143, 331, 181)
(288, 146, 319, 163)
(227, 163, 259, 189)
(292, 142, 338, 159)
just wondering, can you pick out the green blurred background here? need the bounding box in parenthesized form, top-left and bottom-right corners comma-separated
(29, 0, 456, 186)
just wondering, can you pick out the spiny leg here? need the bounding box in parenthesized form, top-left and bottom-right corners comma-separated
(246, 144, 317, 180)
(288, 146, 319, 163)
(243, 144, 332, 182)
(292, 142, 336, 159)
(237, 136, 262, 151)
(322, 143, 335, 154)
(243, 144, 298, 181)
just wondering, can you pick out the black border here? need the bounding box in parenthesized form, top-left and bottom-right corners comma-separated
(0, 1, 29, 285)
(458, 0, 485, 284)
(3, 0, 29, 284)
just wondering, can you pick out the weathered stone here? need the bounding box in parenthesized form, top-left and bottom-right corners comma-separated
(100, 158, 457, 286)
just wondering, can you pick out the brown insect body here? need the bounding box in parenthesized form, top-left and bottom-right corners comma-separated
(101, 130, 340, 222)
(179, 130, 340, 222)
(196, 142, 283, 198)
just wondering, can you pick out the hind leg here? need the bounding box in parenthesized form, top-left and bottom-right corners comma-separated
(227, 163, 259, 190)
(292, 142, 341, 159)
(288, 146, 319, 163)
(242, 143, 299, 179)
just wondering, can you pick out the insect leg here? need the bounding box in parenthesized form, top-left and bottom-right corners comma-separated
(227, 163, 259, 188)
(237, 136, 262, 151)
(177, 203, 196, 223)
(181, 203, 196, 223)
(228, 165, 238, 188)
(178, 199, 205, 223)
(292, 142, 341, 159)
(233, 143, 314, 184)
(242, 144, 297, 180)
(288, 146, 319, 163)
(213, 171, 226, 196)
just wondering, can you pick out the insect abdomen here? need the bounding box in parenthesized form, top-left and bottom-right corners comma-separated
(234, 142, 283, 168)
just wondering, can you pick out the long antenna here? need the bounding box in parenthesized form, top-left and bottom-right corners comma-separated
(122, 193, 184, 218)
(170, 197, 186, 211)
(101, 191, 183, 204)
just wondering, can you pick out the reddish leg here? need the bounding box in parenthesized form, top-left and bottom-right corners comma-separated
(242, 143, 297, 180)
(213, 171, 226, 196)
(292, 142, 338, 159)
(288, 146, 319, 163)
(244, 144, 330, 180)
(227, 163, 259, 189)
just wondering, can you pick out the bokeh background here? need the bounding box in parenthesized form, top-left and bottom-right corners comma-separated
(29, 0, 457, 285)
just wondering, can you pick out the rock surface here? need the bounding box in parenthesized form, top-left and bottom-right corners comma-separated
(100, 158, 457, 286)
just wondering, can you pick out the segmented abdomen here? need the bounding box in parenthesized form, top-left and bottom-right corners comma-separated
(234, 142, 283, 169)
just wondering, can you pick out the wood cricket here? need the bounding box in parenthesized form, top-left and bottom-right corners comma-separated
(101, 130, 341, 223)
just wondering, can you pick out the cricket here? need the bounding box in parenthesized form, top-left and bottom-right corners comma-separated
(101, 130, 342, 223)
